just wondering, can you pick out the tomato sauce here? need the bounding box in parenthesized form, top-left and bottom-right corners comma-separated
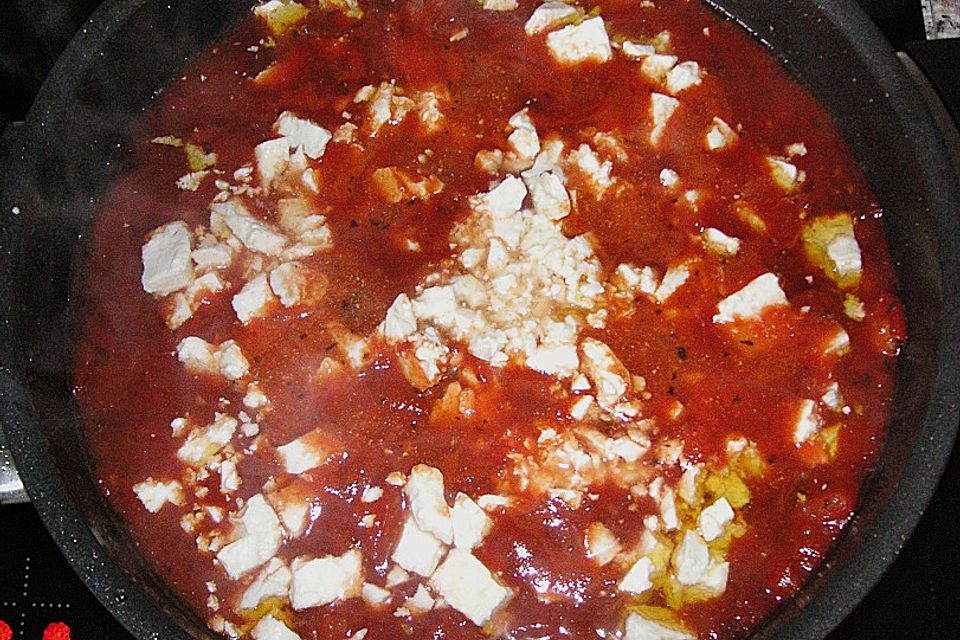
(73, 1, 905, 638)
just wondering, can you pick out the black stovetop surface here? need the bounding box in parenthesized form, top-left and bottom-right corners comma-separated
(1, 1, 958, 639)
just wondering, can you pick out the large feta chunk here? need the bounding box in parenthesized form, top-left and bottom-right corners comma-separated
(290, 549, 363, 609)
(672, 529, 709, 585)
(698, 497, 735, 542)
(429, 548, 511, 626)
(239, 557, 292, 610)
(624, 612, 695, 640)
(451, 492, 492, 550)
(132, 478, 185, 513)
(524, 171, 570, 220)
(649, 93, 680, 146)
(391, 515, 446, 577)
(619, 556, 655, 594)
(404, 464, 454, 544)
(713, 272, 788, 323)
(177, 413, 238, 467)
(384, 293, 418, 342)
(665, 61, 703, 95)
(251, 614, 302, 640)
(524, 1, 577, 34)
(141, 221, 194, 295)
(277, 429, 336, 474)
(216, 494, 283, 580)
(546, 17, 612, 65)
(472, 175, 527, 218)
(275, 111, 332, 159)
(233, 274, 276, 324)
(211, 199, 287, 256)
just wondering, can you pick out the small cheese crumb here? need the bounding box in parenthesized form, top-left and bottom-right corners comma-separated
(701, 227, 741, 256)
(584, 522, 622, 566)
(277, 429, 335, 474)
(133, 478, 185, 513)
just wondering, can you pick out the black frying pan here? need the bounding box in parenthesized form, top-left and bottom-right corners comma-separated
(1, 1, 958, 639)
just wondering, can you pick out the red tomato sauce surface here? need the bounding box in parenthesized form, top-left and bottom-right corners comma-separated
(73, 1, 905, 639)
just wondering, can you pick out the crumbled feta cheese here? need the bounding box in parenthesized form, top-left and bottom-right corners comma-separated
(290, 549, 363, 609)
(672, 529, 709, 585)
(569, 394, 594, 420)
(244, 382, 270, 409)
(133, 478, 185, 513)
(641, 54, 678, 84)
(766, 156, 806, 192)
(177, 413, 238, 467)
(361, 485, 384, 503)
(211, 199, 287, 256)
(619, 556, 654, 594)
(698, 497, 734, 542)
(524, 1, 577, 34)
(391, 515, 446, 577)
(216, 494, 283, 580)
(660, 485, 679, 531)
(220, 458, 241, 494)
(141, 221, 194, 295)
(649, 93, 679, 146)
(546, 17, 613, 65)
(472, 175, 527, 217)
(579, 338, 628, 410)
(269, 262, 310, 307)
(566, 144, 614, 198)
(584, 522, 622, 566)
(524, 171, 571, 220)
(215, 340, 250, 380)
(277, 429, 335, 474)
(404, 464, 454, 544)
(507, 108, 540, 160)
(384, 293, 418, 342)
(177, 170, 209, 191)
(659, 168, 680, 188)
(653, 264, 690, 303)
(233, 274, 276, 324)
(526, 344, 580, 378)
(822, 382, 844, 411)
(404, 583, 436, 613)
(429, 548, 511, 626)
(482, 0, 518, 10)
(275, 111, 332, 159)
(239, 557, 291, 610)
(701, 227, 741, 256)
(621, 40, 656, 59)
(713, 272, 788, 323)
(624, 612, 695, 640)
(362, 582, 391, 606)
(177, 336, 217, 373)
(385, 565, 411, 588)
(477, 494, 513, 511)
(792, 398, 822, 444)
(451, 492, 492, 550)
(250, 614, 301, 640)
(665, 61, 702, 95)
(705, 117, 737, 151)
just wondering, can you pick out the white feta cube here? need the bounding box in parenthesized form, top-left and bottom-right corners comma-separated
(141, 221, 194, 296)
(525, 171, 571, 220)
(362, 582, 391, 606)
(216, 494, 283, 580)
(384, 293, 418, 342)
(277, 429, 334, 474)
(649, 93, 679, 146)
(177, 413, 238, 467)
(619, 556, 654, 594)
(211, 199, 287, 256)
(713, 272, 788, 323)
(391, 515, 446, 577)
(698, 497, 735, 542)
(429, 548, 511, 626)
(665, 61, 702, 95)
(233, 274, 276, 324)
(177, 336, 217, 374)
(215, 340, 250, 381)
(404, 464, 454, 544)
(792, 398, 822, 444)
(546, 17, 612, 65)
(290, 549, 363, 609)
(269, 262, 310, 307)
(584, 522, 621, 566)
(624, 612, 695, 640)
(239, 557, 291, 610)
(524, 1, 577, 35)
(275, 111, 332, 159)
(701, 227, 741, 256)
(132, 478, 185, 513)
(451, 492, 492, 550)
(251, 614, 302, 640)
(672, 529, 709, 585)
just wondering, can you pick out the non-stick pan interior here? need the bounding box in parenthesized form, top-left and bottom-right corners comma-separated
(1, 1, 958, 639)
